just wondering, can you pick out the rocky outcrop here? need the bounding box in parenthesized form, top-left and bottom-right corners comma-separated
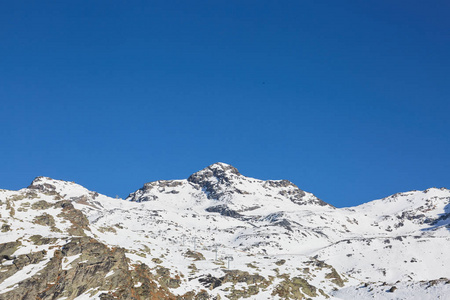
(27, 177, 57, 193)
(205, 205, 242, 218)
(0, 241, 21, 258)
(198, 270, 270, 299)
(55, 200, 90, 236)
(0, 237, 127, 300)
(0, 236, 217, 300)
(184, 250, 205, 261)
(33, 213, 56, 227)
(264, 180, 330, 207)
(127, 180, 184, 202)
(188, 163, 241, 184)
(188, 163, 241, 201)
(0, 237, 182, 300)
(31, 200, 53, 210)
(272, 275, 319, 299)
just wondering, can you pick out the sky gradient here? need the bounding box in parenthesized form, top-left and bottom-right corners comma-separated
(1, 1, 449, 207)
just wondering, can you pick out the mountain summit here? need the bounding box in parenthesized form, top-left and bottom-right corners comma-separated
(188, 162, 241, 180)
(127, 162, 330, 210)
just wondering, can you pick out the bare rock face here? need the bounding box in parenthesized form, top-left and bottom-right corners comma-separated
(205, 205, 242, 218)
(0, 237, 128, 300)
(0, 241, 21, 258)
(0, 236, 211, 300)
(54, 200, 91, 236)
(0, 237, 183, 300)
(198, 270, 271, 299)
(264, 180, 330, 207)
(188, 163, 241, 184)
(0, 242, 46, 285)
(127, 180, 184, 202)
(27, 177, 57, 193)
(187, 162, 241, 201)
(272, 275, 318, 299)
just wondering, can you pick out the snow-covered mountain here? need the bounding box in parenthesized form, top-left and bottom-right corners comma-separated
(0, 163, 449, 299)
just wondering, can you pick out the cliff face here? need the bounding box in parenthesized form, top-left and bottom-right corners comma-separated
(0, 164, 449, 299)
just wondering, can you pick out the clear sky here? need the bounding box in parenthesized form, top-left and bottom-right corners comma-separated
(1, 1, 449, 207)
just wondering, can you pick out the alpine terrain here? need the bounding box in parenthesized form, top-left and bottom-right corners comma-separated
(0, 163, 449, 299)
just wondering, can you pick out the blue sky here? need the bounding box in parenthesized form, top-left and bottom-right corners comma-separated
(1, 1, 449, 207)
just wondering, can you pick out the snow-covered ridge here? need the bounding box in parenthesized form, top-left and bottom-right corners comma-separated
(28, 176, 96, 199)
(127, 162, 331, 211)
(1, 163, 449, 299)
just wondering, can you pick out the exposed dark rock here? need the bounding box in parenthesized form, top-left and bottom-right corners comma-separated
(1, 223, 11, 232)
(0, 241, 21, 259)
(152, 257, 163, 264)
(199, 274, 223, 289)
(188, 163, 240, 200)
(12, 250, 47, 269)
(0, 235, 214, 300)
(189, 163, 241, 183)
(184, 250, 205, 261)
(430, 212, 450, 225)
(325, 268, 345, 287)
(198, 270, 272, 299)
(130, 263, 179, 299)
(155, 266, 182, 288)
(264, 180, 331, 207)
(1, 237, 157, 300)
(387, 286, 397, 292)
(398, 211, 428, 223)
(275, 219, 293, 232)
(272, 275, 318, 299)
(193, 290, 210, 300)
(205, 205, 242, 218)
(29, 235, 58, 245)
(275, 259, 286, 266)
(221, 270, 268, 286)
(27, 177, 56, 192)
(55, 200, 90, 236)
(127, 180, 184, 202)
(0, 249, 47, 289)
(33, 213, 56, 227)
(31, 200, 53, 210)
(264, 180, 297, 189)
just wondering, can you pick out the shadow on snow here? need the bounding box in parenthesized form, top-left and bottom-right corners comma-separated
(423, 202, 450, 232)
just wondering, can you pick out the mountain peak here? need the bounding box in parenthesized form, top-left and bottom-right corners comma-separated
(27, 176, 93, 199)
(187, 162, 240, 184)
(203, 162, 240, 175)
(28, 176, 60, 192)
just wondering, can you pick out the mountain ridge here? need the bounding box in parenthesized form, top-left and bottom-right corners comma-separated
(1, 163, 449, 299)
(24, 163, 447, 210)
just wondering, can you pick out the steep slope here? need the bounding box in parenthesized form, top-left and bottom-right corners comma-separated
(0, 163, 449, 299)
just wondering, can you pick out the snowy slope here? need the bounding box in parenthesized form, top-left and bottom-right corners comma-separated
(0, 163, 449, 299)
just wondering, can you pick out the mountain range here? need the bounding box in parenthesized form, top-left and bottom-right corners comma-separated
(1, 162, 449, 299)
